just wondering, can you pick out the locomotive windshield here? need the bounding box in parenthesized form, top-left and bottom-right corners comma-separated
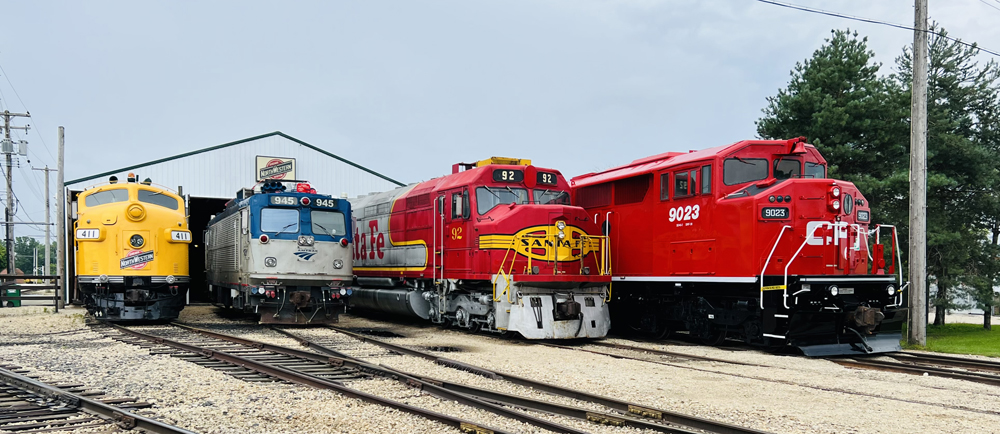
(311, 210, 347, 236)
(477, 186, 529, 214)
(723, 158, 768, 185)
(805, 161, 826, 178)
(84, 188, 129, 207)
(773, 159, 801, 180)
(533, 189, 570, 205)
(261, 208, 299, 233)
(138, 190, 179, 210)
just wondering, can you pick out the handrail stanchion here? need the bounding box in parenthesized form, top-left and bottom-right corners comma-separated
(760, 225, 792, 310)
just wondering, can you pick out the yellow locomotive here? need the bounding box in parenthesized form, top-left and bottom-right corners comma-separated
(75, 173, 191, 321)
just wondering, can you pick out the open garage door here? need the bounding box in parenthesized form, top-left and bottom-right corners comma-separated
(187, 196, 230, 302)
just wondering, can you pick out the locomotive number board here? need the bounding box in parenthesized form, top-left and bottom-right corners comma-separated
(493, 169, 524, 183)
(857, 210, 870, 222)
(537, 172, 558, 185)
(760, 207, 790, 219)
(270, 196, 297, 206)
(313, 198, 338, 208)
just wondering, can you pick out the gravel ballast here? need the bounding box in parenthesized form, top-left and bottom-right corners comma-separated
(5, 304, 1000, 433)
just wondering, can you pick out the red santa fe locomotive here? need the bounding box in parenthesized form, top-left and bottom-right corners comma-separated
(349, 157, 612, 339)
(571, 138, 905, 355)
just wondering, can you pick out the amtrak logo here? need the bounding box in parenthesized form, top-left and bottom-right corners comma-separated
(293, 251, 317, 261)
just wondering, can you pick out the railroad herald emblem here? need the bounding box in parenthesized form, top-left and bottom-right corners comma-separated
(478, 225, 600, 262)
(121, 250, 154, 269)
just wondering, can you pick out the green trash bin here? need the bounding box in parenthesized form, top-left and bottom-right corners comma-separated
(4, 288, 19, 307)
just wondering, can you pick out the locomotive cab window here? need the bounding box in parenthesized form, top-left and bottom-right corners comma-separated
(84, 189, 129, 207)
(773, 159, 801, 180)
(311, 210, 346, 236)
(138, 189, 179, 210)
(533, 189, 570, 205)
(673, 171, 691, 199)
(476, 187, 528, 214)
(260, 208, 299, 233)
(701, 165, 712, 195)
(805, 161, 826, 179)
(660, 173, 670, 201)
(452, 190, 471, 219)
(723, 158, 768, 185)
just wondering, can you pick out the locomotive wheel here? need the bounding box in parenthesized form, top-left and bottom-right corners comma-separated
(700, 329, 726, 346)
(653, 325, 674, 340)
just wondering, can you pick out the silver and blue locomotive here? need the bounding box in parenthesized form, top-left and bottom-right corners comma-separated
(205, 180, 354, 324)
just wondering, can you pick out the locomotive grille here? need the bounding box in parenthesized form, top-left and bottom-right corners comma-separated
(577, 184, 611, 208)
(613, 174, 651, 205)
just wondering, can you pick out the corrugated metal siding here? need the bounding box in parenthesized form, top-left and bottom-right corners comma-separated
(66, 134, 402, 199)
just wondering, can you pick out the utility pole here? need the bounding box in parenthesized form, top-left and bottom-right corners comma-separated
(33, 165, 56, 279)
(908, 0, 929, 346)
(1, 110, 30, 277)
(56, 127, 65, 308)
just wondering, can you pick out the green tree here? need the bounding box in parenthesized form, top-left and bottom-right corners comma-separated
(756, 29, 910, 239)
(13, 236, 42, 275)
(896, 25, 1000, 325)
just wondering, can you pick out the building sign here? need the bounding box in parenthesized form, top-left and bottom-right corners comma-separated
(256, 156, 296, 181)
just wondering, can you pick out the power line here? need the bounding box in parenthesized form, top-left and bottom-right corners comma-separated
(981, 0, 1000, 12)
(755, 0, 1000, 57)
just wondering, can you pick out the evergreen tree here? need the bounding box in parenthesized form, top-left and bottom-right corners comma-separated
(896, 25, 1000, 325)
(756, 29, 910, 238)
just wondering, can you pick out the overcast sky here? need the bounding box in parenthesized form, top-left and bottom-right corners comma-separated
(2, 0, 998, 240)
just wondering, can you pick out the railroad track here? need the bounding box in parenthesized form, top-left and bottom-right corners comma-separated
(101, 321, 723, 434)
(0, 362, 195, 434)
(535, 341, 764, 368)
(832, 351, 1000, 386)
(302, 325, 770, 434)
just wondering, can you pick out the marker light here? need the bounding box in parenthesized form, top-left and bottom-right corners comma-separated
(165, 275, 176, 284)
(340, 288, 347, 296)
(340, 238, 349, 247)
(829, 285, 840, 296)
(259, 234, 269, 244)
(300, 197, 311, 206)
(333, 259, 344, 269)
(887, 284, 896, 295)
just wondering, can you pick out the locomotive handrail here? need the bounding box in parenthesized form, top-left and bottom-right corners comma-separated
(782, 221, 846, 309)
(874, 224, 906, 307)
(759, 225, 792, 309)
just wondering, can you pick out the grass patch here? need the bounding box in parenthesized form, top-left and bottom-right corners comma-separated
(900, 323, 1000, 357)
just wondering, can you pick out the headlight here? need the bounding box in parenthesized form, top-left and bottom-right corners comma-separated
(832, 187, 841, 197)
(887, 284, 896, 295)
(298, 235, 315, 246)
(829, 285, 839, 296)
(339, 288, 347, 296)
(831, 200, 840, 210)
(165, 275, 176, 284)
(98, 274, 109, 283)
(333, 259, 344, 269)
(557, 231, 566, 239)
(556, 221, 566, 230)
(129, 234, 145, 248)
(265, 257, 277, 267)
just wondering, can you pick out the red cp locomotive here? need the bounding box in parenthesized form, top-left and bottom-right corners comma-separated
(350, 157, 611, 339)
(571, 138, 904, 355)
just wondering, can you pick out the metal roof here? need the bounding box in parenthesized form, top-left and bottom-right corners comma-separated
(65, 131, 404, 199)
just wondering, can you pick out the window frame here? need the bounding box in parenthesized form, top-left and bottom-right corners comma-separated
(673, 171, 692, 199)
(723, 158, 769, 186)
(310, 210, 347, 237)
(701, 165, 712, 195)
(84, 188, 130, 207)
(137, 189, 179, 210)
(260, 207, 300, 233)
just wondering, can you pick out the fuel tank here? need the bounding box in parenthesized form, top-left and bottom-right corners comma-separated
(350, 288, 431, 320)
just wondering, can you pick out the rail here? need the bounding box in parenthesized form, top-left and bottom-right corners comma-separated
(0, 364, 196, 434)
(0, 274, 61, 312)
